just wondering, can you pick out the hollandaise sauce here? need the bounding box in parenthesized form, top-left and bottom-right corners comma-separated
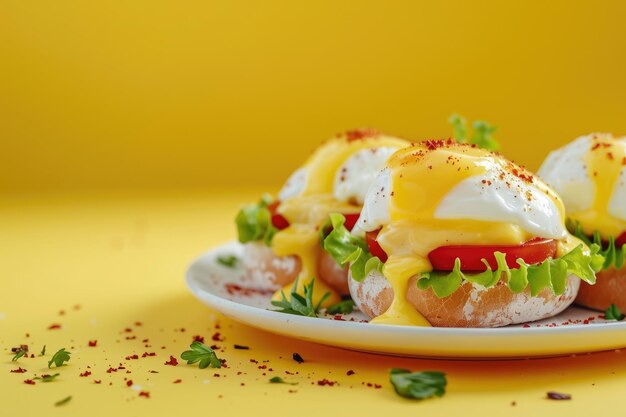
(271, 133, 410, 307)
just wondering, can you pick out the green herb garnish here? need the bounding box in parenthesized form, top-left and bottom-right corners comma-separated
(54, 396, 72, 407)
(235, 194, 277, 245)
(40, 345, 46, 356)
(180, 341, 222, 369)
(567, 218, 626, 271)
(269, 376, 298, 385)
(448, 114, 499, 151)
(217, 255, 239, 268)
(605, 304, 625, 321)
(48, 348, 71, 368)
(389, 368, 446, 400)
(322, 213, 383, 281)
(270, 277, 329, 317)
(34, 373, 60, 382)
(12, 349, 27, 362)
(326, 299, 355, 314)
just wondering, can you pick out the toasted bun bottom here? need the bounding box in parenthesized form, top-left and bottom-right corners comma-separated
(349, 270, 580, 327)
(242, 242, 349, 294)
(242, 242, 301, 290)
(575, 267, 626, 312)
(317, 251, 350, 295)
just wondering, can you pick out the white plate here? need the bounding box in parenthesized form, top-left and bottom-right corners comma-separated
(186, 242, 626, 359)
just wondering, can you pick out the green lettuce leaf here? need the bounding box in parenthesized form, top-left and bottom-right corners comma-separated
(417, 244, 603, 298)
(235, 194, 277, 246)
(566, 218, 626, 271)
(322, 213, 383, 281)
(447, 114, 500, 151)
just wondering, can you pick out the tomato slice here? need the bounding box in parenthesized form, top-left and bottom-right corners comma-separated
(343, 213, 360, 232)
(616, 232, 626, 247)
(267, 201, 289, 230)
(428, 238, 557, 271)
(366, 229, 388, 262)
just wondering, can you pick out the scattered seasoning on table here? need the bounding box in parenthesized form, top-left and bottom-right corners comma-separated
(79, 371, 91, 377)
(24, 379, 36, 385)
(346, 370, 355, 376)
(292, 353, 304, 364)
(547, 392, 571, 400)
(511, 401, 517, 406)
(192, 335, 205, 343)
(164, 356, 178, 366)
(54, 396, 72, 407)
(317, 379, 337, 386)
(88, 340, 97, 347)
(141, 352, 156, 357)
(234, 344, 249, 350)
(173, 379, 182, 384)
(10, 367, 27, 373)
(125, 354, 139, 360)
(48, 324, 62, 330)
(94, 380, 102, 384)
(138, 391, 150, 398)
(126, 380, 133, 387)
(212, 332, 223, 342)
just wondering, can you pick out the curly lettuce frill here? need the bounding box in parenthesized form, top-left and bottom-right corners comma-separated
(322, 214, 605, 299)
(322, 213, 383, 281)
(235, 194, 277, 246)
(567, 218, 626, 271)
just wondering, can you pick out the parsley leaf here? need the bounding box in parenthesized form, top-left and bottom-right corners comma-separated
(216, 255, 239, 268)
(12, 349, 27, 362)
(448, 114, 468, 142)
(389, 368, 447, 400)
(270, 277, 330, 317)
(605, 304, 625, 321)
(269, 376, 298, 385)
(48, 348, 71, 368)
(34, 373, 60, 382)
(326, 299, 355, 314)
(54, 396, 72, 407)
(180, 341, 221, 369)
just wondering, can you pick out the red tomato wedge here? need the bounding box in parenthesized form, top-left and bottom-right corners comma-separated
(268, 201, 361, 232)
(428, 237, 558, 271)
(267, 201, 289, 230)
(366, 230, 388, 262)
(617, 232, 626, 247)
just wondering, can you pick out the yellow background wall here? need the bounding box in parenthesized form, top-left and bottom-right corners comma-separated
(2, 0, 625, 192)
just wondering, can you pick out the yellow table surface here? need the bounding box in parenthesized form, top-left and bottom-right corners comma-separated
(2, 189, 625, 417)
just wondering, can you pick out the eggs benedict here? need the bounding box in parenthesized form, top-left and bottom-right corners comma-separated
(538, 133, 626, 312)
(235, 129, 410, 307)
(323, 139, 603, 327)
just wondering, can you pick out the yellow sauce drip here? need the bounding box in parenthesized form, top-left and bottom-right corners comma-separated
(569, 134, 626, 238)
(371, 141, 575, 326)
(271, 133, 411, 307)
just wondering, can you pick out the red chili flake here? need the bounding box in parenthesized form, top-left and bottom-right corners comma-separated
(210, 344, 219, 350)
(317, 379, 337, 386)
(211, 332, 223, 342)
(124, 328, 132, 333)
(522, 324, 530, 328)
(23, 379, 36, 385)
(213, 373, 220, 377)
(10, 368, 27, 373)
(141, 352, 156, 357)
(148, 370, 159, 373)
(374, 384, 382, 389)
(343, 128, 380, 142)
(106, 367, 118, 373)
(134, 321, 142, 326)
(125, 336, 137, 340)
(249, 359, 258, 364)
(138, 391, 150, 398)
(258, 365, 267, 370)
(173, 379, 182, 384)
(224, 284, 274, 297)
(292, 353, 304, 363)
(164, 356, 178, 366)
(125, 354, 139, 360)
(88, 340, 97, 347)
(94, 380, 102, 384)
(126, 380, 133, 387)
(48, 324, 62, 330)
(30, 354, 34, 358)
(79, 371, 92, 377)
(547, 392, 571, 400)
(234, 344, 249, 350)
(346, 370, 355, 376)
(192, 335, 205, 343)
(607, 152, 614, 160)
(142, 339, 149, 343)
